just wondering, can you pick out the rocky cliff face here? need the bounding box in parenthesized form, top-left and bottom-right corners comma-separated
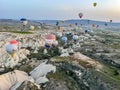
(46, 55, 120, 90)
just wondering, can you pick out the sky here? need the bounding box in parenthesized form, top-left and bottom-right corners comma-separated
(0, 0, 120, 22)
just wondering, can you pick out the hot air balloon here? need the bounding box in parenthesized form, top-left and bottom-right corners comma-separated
(6, 40, 18, 58)
(10, 40, 18, 45)
(110, 20, 112, 23)
(72, 35, 79, 41)
(56, 21, 59, 26)
(29, 25, 35, 30)
(75, 23, 78, 26)
(20, 18, 28, 26)
(93, 2, 97, 7)
(45, 34, 56, 46)
(20, 18, 28, 31)
(105, 23, 108, 26)
(44, 43, 51, 48)
(56, 32, 62, 38)
(96, 25, 99, 28)
(79, 13, 83, 19)
(85, 30, 88, 33)
(61, 36, 68, 42)
(53, 40, 58, 46)
(92, 24, 95, 28)
(69, 24, 72, 27)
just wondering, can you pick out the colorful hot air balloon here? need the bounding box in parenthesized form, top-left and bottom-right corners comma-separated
(45, 34, 56, 46)
(29, 25, 35, 30)
(20, 18, 28, 26)
(6, 40, 18, 58)
(20, 18, 28, 31)
(93, 2, 97, 7)
(79, 13, 83, 19)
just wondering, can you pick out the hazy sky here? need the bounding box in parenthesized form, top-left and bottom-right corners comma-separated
(0, 0, 120, 22)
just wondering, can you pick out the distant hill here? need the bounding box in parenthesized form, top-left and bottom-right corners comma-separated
(36, 19, 120, 27)
(0, 19, 120, 27)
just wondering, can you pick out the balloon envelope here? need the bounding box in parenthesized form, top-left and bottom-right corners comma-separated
(92, 24, 95, 27)
(10, 40, 18, 45)
(105, 23, 107, 26)
(6, 44, 18, 54)
(56, 21, 59, 26)
(69, 24, 72, 27)
(45, 34, 56, 45)
(75, 23, 78, 26)
(30, 26, 35, 30)
(79, 13, 83, 18)
(62, 36, 68, 42)
(56, 32, 62, 37)
(22, 21, 28, 26)
(93, 2, 97, 7)
(53, 40, 58, 46)
(20, 18, 28, 25)
(44, 43, 51, 48)
(110, 20, 112, 22)
(20, 18, 27, 21)
(73, 35, 79, 40)
(85, 30, 88, 33)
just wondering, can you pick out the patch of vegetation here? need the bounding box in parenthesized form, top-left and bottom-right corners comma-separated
(38, 47, 45, 52)
(92, 70, 120, 89)
(47, 70, 68, 80)
(48, 61, 90, 90)
(47, 47, 60, 57)
(78, 60, 93, 69)
(27, 46, 60, 60)
(27, 53, 51, 60)
(50, 56, 70, 62)
(0, 30, 33, 34)
(110, 44, 120, 49)
(47, 67, 81, 90)
(18, 65, 33, 73)
(51, 56, 93, 69)
(101, 65, 120, 80)
(11, 31, 33, 34)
